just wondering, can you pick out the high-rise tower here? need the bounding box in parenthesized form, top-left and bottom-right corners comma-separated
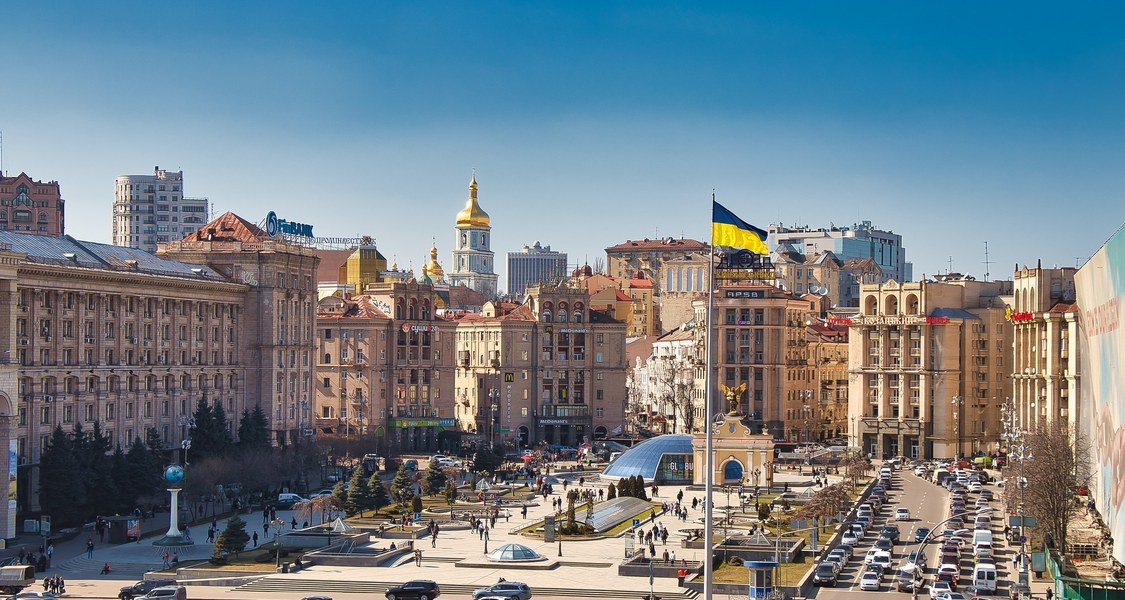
(449, 173, 498, 297)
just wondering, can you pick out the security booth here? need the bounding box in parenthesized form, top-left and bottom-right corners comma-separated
(747, 560, 777, 599)
(100, 515, 143, 544)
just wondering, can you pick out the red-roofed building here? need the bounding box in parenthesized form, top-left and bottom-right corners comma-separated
(160, 212, 320, 445)
(0, 172, 65, 236)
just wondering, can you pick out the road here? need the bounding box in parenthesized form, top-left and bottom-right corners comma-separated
(808, 465, 1020, 599)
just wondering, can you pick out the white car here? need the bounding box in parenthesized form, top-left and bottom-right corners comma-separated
(865, 549, 892, 566)
(895, 507, 911, 520)
(968, 481, 983, 492)
(935, 593, 966, 600)
(930, 580, 953, 599)
(859, 571, 881, 591)
(842, 531, 860, 546)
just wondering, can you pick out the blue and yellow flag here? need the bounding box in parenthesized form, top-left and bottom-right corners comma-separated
(712, 201, 768, 254)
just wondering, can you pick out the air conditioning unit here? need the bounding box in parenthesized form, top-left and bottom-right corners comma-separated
(18, 339, 28, 346)
(43, 395, 53, 402)
(85, 337, 95, 344)
(130, 338, 138, 344)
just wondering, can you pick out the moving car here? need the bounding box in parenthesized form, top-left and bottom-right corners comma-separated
(859, 571, 881, 591)
(120, 580, 177, 600)
(471, 582, 532, 600)
(915, 527, 932, 542)
(842, 530, 860, 546)
(813, 564, 838, 587)
(881, 525, 901, 543)
(935, 593, 967, 600)
(138, 587, 188, 600)
(930, 580, 954, 599)
(895, 507, 911, 521)
(385, 580, 440, 600)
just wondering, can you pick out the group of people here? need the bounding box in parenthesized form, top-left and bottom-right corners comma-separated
(41, 574, 66, 594)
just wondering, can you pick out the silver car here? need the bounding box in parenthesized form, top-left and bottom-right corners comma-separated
(471, 582, 532, 600)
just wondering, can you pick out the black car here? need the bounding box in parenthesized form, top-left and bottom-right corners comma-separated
(386, 580, 441, 600)
(120, 579, 177, 600)
(813, 564, 838, 587)
(880, 525, 900, 543)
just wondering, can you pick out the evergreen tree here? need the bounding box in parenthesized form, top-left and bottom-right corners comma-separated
(85, 422, 117, 516)
(633, 476, 648, 500)
(126, 436, 163, 499)
(607, 482, 617, 500)
(345, 468, 374, 517)
(423, 459, 448, 496)
(369, 474, 391, 515)
(411, 494, 423, 515)
(332, 480, 348, 507)
(110, 446, 133, 511)
(390, 464, 416, 507)
(191, 398, 231, 458)
(215, 514, 251, 557)
(38, 425, 83, 525)
(618, 477, 631, 498)
(472, 444, 503, 474)
(237, 404, 271, 450)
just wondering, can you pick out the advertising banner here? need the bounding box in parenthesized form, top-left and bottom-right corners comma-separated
(1075, 223, 1125, 564)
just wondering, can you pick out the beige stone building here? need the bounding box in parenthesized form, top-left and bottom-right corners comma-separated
(454, 285, 627, 448)
(0, 227, 250, 526)
(847, 275, 1013, 459)
(606, 237, 709, 333)
(774, 249, 841, 308)
(807, 322, 850, 442)
(693, 283, 817, 440)
(314, 281, 457, 454)
(1010, 262, 1080, 431)
(159, 213, 319, 446)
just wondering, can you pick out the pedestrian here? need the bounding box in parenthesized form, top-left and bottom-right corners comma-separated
(671, 550, 676, 563)
(291, 517, 297, 529)
(1047, 588, 1054, 600)
(86, 538, 94, 559)
(263, 522, 269, 536)
(100, 562, 112, 575)
(252, 532, 259, 547)
(57, 576, 66, 595)
(162, 550, 170, 568)
(663, 549, 670, 562)
(414, 549, 422, 566)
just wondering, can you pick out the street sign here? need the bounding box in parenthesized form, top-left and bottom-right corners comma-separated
(39, 516, 50, 535)
(632, 518, 641, 528)
(1008, 516, 1038, 528)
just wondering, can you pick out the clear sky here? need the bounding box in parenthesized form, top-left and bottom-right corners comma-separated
(2, 2, 1122, 290)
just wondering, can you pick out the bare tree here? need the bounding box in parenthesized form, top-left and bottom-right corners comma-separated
(295, 495, 343, 526)
(653, 356, 694, 433)
(1019, 421, 1093, 554)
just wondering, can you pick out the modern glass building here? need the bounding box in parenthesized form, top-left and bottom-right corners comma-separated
(600, 434, 694, 484)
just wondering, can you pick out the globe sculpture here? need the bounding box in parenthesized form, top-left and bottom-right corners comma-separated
(164, 464, 185, 484)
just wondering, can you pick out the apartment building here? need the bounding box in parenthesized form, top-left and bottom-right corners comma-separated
(113, 167, 209, 252)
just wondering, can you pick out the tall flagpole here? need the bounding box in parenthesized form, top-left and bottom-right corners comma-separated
(703, 193, 717, 600)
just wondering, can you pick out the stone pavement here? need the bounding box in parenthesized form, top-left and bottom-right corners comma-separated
(22, 466, 841, 598)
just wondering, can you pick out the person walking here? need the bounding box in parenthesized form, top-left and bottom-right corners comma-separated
(86, 538, 94, 559)
(45, 543, 53, 567)
(252, 532, 259, 547)
(414, 549, 422, 566)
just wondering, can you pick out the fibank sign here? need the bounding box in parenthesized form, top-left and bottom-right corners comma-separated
(265, 211, 314, 238)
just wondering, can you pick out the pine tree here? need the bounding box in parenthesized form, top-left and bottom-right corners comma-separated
(332, 480, 348, 507)
(411, 494, 423, 515)
(345, 468, 374, 517)
(237, 405, 271, 450)
(633, 476, 648, 500)
(369, 474, 391, 515)
(607, 482, 617, 500)
(423, 459, 448, 496)
(39, 425, 83, 525)
(215, 514, 251, 557)
(390, 464, 416, 507)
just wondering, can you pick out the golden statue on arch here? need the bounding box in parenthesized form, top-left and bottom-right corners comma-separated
(720, 383, 746, 415)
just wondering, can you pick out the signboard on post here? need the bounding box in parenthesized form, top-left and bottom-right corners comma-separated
(39, 515, 50, 536)
(543, 515, 556, 543)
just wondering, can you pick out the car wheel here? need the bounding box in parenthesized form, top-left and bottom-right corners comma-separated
(387, 595, 397, 600)
(420, 595, 430, 600)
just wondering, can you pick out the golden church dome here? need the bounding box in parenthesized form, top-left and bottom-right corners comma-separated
(455, 173, 490, 228)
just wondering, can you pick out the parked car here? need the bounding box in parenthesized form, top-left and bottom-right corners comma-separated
(471, 582, 532, 600)
(930, 580, 954, 599)
(275, 493, 308, 508)
(385, 580, 440, 600)
(120, 580, 177, 600)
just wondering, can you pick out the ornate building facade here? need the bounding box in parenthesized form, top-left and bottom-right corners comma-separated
(0, 172, 65, 236)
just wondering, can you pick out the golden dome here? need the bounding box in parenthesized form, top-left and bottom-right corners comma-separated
(455, 172, 490, 228)
(427, 242, 445, 278)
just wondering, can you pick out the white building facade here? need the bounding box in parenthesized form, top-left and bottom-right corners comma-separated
(113, 167, 209, 252)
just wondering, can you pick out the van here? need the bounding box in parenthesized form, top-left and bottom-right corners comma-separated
(973, 563, 998, 591)
(973, 529, 993, 546)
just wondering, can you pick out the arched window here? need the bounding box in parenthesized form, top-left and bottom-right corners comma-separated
(324, 353, 331, 364)
(557, 311, 567, 323)
(884, 296, 899, 316)
(38, 211, 47, 222)
(573, 311, 583, 323)
(864, 295, 878, 316)
(541, 311, 552, 323)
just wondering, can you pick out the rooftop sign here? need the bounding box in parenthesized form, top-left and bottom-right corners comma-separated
(266, 211, 314, 238)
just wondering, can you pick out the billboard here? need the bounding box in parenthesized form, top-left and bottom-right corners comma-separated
(1075, 222, 1125, 564)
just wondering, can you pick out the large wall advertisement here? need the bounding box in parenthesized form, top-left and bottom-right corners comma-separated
(1075, 222, 1125, 565)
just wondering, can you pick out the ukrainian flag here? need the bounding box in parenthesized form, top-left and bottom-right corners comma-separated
(712, 201, 769, 254)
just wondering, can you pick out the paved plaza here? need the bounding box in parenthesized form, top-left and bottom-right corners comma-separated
(10, 464, 840, 599)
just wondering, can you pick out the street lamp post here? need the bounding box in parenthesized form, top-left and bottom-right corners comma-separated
(272, 517, 286, 570)
(951, 396, 964, 459)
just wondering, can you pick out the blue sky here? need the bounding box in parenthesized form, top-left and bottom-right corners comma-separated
(2, 2, 1123, 289)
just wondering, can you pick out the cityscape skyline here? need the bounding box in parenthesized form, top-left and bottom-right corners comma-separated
(1, 2, 1122, 285)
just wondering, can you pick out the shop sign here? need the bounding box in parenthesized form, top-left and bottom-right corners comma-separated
(725, 290, 765, 299)
(539, 419, 569, 425)
(389, 417, 455, 428)
(401, 323, 439, 333)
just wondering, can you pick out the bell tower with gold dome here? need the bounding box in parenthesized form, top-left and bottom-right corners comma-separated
(449, 172, 498, 297)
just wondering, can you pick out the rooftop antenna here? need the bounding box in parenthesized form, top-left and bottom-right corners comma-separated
(947, 255, 953, 274)
(982, 241, 993, 281)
